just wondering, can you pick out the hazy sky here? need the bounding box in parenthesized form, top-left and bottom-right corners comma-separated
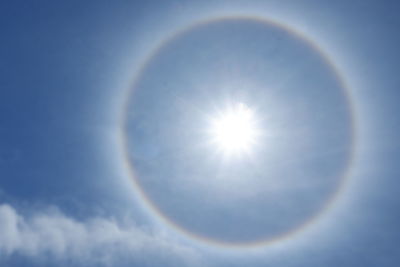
(0, 1, 399, 266)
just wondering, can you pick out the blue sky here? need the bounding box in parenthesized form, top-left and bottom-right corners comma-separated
(0, 0, 399, 266)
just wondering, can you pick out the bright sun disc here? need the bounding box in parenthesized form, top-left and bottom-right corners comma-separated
(210, 103, 259, 155)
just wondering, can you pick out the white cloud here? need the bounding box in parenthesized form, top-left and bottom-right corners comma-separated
(0, 204, 202, 266)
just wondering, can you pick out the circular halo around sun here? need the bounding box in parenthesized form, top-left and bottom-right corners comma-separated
(121, 16, 356, 248)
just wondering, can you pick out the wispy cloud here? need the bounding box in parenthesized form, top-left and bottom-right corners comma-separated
(0, 204, 202, 266)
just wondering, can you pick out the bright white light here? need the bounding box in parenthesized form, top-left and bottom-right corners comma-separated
(209, 103, 260, 155)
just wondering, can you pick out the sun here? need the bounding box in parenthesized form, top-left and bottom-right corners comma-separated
(209, 103, 260, 155)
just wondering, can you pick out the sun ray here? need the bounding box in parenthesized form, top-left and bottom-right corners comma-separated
(209, 103, 260, 156)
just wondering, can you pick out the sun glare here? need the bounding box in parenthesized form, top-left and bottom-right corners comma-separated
(210, 103, 260, 155)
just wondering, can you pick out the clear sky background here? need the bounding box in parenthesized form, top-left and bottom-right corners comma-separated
(0, 0, 399, 266)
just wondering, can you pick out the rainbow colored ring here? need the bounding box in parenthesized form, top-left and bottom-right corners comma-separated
(119, 15, 357, 249)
